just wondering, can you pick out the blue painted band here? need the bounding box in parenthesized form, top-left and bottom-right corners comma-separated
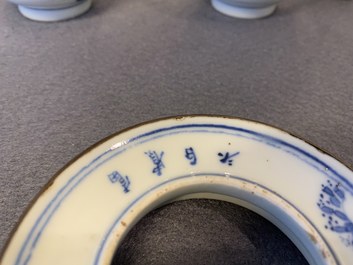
(94, 173, 339, 265)
(14, 123, 352, 265)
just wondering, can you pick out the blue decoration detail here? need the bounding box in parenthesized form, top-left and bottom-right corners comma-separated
(16, 123, 352, 265)
(107, 171, 130, 193)
(218, 151, 240, 166)
(95, 173, 340, 265)
(145, 150, 165, 176)
(185, 147, 197, 165)
(318, 180, 353, 247)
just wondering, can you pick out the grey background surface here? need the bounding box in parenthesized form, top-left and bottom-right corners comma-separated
(1, 0, 353, 263)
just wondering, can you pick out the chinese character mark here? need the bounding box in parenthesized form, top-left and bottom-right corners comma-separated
(145, 150, 165, 176)
(185, 147, 197, 165)
(108, 171, 131, 193)
(218, 152, 240, 166)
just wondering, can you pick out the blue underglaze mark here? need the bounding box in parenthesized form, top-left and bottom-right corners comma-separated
(318, 180, 353, 247)
(14, 123, 353, 265)
(185, 147, 197, 165)
(145, 150, 165, 176)
(108, 171, 130, 193)
(218, 151, 240, 166)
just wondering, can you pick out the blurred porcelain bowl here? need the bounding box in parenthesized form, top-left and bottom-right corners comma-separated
(211, 0, 279, 19)
(8, 0, 91, 21)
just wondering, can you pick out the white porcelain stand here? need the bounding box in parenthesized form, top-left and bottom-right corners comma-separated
(17, 0, 91, 22)
(211, 0, 277, 19)
(1, 116, 353, 265)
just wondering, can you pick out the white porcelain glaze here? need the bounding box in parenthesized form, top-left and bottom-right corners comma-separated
(8, 0, 91, 21)
(211, 0, 279, 19)
(1, 116, 352, 265)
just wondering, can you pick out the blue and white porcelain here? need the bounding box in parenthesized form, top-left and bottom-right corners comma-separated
(211, 0, 279, 19)
(1, 116, 352, 265)
(7, 0, 92, 22)
(7, 0, 278, 22)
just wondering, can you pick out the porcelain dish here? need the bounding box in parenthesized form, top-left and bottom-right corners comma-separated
(1, 116, 352, 265)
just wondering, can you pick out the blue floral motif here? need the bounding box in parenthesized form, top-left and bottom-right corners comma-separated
(317, 179, 353, 247)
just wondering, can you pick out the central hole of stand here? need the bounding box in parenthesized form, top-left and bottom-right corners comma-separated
(112, 199, 309, 265)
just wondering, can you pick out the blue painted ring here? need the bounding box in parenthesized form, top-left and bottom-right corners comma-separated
(1, 116, 352, 265)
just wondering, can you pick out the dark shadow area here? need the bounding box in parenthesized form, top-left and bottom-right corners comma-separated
(112, 199, 309, 265)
